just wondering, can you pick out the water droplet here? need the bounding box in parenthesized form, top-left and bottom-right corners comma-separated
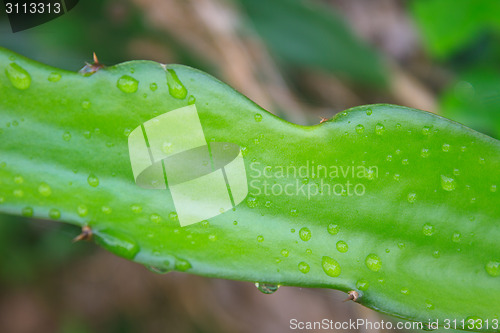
(117, 75, 139, 93)
(386, 155, 393, 162)
(356, 279, 369, 291)
(83, 131, 91, 139)
(169, 211, 178, 222)
(202, 220, 209, 227)
(485, 261, 499, 277)
(257, 235, 264, 242)
(6, 63, 31, 90)
(365, 254, 382, 272)
(0, 196, 4, 203)
(208, 234, 217, 242)
(478, 157, 485, 164)
(49, 208, 61, 219)
(101, 206, 112, 214)
(366, 109, 372, 116)
(150, 214, 161, 223)
(407, 192, 417, 203)
(327, 224, 339, 235)
(149, 82, 158, 91)
(322, 256, 341, 277)
(441, 175, 456, 191)
(175, 258, 191, 271)
(420, 148, 430, 158)
(393, 173, 400, 181)
(432, 250, 440, 258)
(375, 123, 385, 135)
(400, 287, 410, 295)
(14, 175, 24, 184)
(22, 206, 33, 217)
(13, 189, 24, 197)
(425, 301, 435, 310)
(442, 143, 450, 152)
(401, 158, 409, 165)
(95, 228, 140, 260)
(451, 232, 461, 242)
(87, 174, 99, 187)
(490, 185, 497, 192)
(355, 124, 365, 134)
(233, 220, 238, 225)
(246, 196, 258, 208)
(254, 114, 262, 122)
(188, 95, 196, 105)
(298, 262, 310, 274)
(77, 204, 88, 217)
(336, 240, 348, 253)
(62, 131, 71, 141)
(453, 168, 460, 176)
(166, 68, 187, 99)
(422, 223, 434, 236)
(48, 72, 61, 82)
(422, 126, 431, 135)
(255, 282, 279, 294)
(281, 249, 289, 257)
(38, 182, 52, 197)
(299, 227, 311, 241)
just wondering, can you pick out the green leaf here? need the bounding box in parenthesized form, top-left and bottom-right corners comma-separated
(0, 47, 499, 331)
(236, 0, 387, 85)
(410, 0, 500, 59)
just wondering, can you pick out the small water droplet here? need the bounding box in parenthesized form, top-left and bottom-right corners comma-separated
(322, 256, 341, 277)
(355, 124, 365, 134)
(81, 100, 91, 109)
(327, 224, 339, 235)
(478, 157, 485, 164)
(255, 282, 279, 294)
(246, 196, 258, 208)
(401, 158, 409, 165)
(386, 154, 393, 162)
(442, 143, 450, 152)
(375, 123, 385, 135)
(95, 229, 140, 260)
(420, 148, 430, 158)
(6, 63, 31, 90)
(87, 174, 99, 187)
(336, 240, 348, 253)
(13, 189, 24, 197)
(83, 131, 91, 139)
(423, 223, 434, 236)
(485, 261, 499, 277)
(257, 235, 264, 242)
(22, 206, 33, 217)
(149, 82, 158, 91)
(299, 227, 311, 241)
(490, 184, 497, 192)
(356, 279, 369, 291)
(432, 250, 440, 258)
(441, 175, 456, 191)
(117, 75, 139, 93)
(77, 204, 88, 217)
(281, 249, 289, 257)
(202, 220, 209, 227)
(166, 68, 187, 99)
(188, 95, 196, 105)
(175, 258, 191, 271)
(101, 206, 112, 214)
(400, 287, 410, 295)
(407, 192, 417, 203)
(48, 72, 61, 82)
(254, 114, 262, 122)
(150, 214, 161, 223)
(365, 254, 382, 272)
(298, 262, 310, 274)
(422, 126, 431, 135)
(14, 175, 24, 184)
(62, 131, 71, 141)
(366, 109, 373, 116)
(452, 232, 461, 243)
(49, 208, 61, 219)
(169, 211, 178, 222)
(425, 301, 435, 310)
(393, 173, 400, 181)
(38, 182, 52, 197)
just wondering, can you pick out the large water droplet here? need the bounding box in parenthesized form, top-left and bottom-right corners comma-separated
(166, 68, 187, 99)
(485, 261, 499, 277)
(6, 63, 31, 90)
(255, 282, 279, 294)
(117, 75, 139, 93)
(299, 227, 311, 241)
(38, 182, 52, 197)
(49, 208, 61, 219)
(440, 175, 456, 191)
(365, 254, 382, 272)
(298, 262, 310, 274)
(87, 174, 99, 187)
(95, 228, 140, 260)
(322, 256, 341, 277)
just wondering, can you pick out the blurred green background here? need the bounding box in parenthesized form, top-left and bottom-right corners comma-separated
(0, 0, 499, 332)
